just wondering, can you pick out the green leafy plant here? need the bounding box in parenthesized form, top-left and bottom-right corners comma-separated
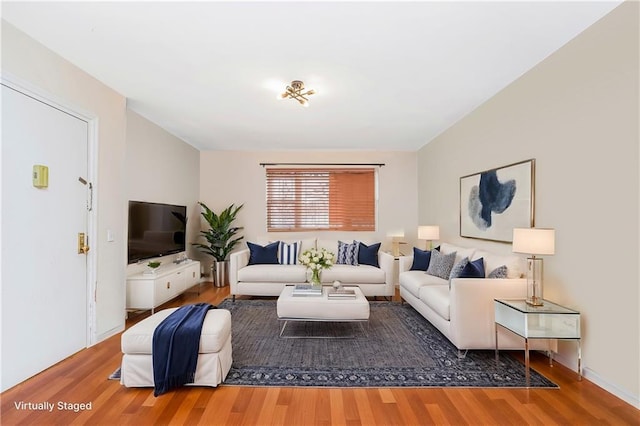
(193, 202, 244, 262)
(147, 261, 161, 269)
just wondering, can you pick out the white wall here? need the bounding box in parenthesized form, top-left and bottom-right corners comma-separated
(417, 2, 639, 406)
(1, 22, 202, 352)
(125, 109, 201, 275)
(1, 21, 127, 341)
(198, 150, 418, 271)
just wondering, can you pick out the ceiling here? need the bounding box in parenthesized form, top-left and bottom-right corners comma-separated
(1, 1, 621, 151)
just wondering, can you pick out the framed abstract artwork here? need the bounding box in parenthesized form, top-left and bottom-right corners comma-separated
(460, 159, 535, 242)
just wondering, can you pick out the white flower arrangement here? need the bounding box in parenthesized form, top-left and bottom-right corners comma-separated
(299, 248, 334, 271)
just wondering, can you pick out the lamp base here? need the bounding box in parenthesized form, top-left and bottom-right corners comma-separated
(526, 296, 544, 307)
(526, 257, 544, 307)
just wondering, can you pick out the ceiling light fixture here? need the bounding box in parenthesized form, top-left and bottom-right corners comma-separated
(278, 80, 315, 107)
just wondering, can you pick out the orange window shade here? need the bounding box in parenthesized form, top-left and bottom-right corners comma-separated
(266, 168, 376, 232)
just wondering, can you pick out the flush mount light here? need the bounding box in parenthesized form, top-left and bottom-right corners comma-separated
(277, 80, 315, 107)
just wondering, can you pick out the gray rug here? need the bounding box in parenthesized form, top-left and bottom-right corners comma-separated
(219, 299, 558, 388)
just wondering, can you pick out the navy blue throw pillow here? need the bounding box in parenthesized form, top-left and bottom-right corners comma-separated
(358, 242, 381, 268)
(458, 257, 485, 278)
(410, 247, 432, 271)
(247, 241, 279, 265)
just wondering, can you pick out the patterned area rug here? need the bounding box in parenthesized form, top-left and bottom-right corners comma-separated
(219, 299, 558, 388)
(109, 368, 121, 380)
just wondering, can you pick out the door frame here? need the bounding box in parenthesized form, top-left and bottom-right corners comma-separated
(1, 71, 99, 346)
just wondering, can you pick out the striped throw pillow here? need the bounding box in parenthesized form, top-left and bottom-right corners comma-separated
(278, 241, 300, 265)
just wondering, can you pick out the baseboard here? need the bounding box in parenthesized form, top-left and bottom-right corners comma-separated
(94, 323, 125, 345)
(553, 353, 640, 409)
(582, 367, 640, 409)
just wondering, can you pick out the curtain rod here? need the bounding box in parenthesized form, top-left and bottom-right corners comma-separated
(260, 162, 385, 167)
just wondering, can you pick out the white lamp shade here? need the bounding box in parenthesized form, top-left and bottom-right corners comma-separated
(512, 228, 555, 255)
(418, 225, 440, 240)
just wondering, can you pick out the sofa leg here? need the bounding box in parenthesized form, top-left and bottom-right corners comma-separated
(232, 295, 236, 303)
(457, 349, 468, 359)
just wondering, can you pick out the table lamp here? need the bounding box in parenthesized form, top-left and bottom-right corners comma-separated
(512, 228, 555, 306)
(418, 225, 440, 250)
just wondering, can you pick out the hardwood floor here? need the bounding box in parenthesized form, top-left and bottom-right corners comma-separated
(1, 284, 638, 425)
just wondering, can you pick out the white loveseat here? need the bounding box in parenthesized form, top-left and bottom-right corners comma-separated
(399, 242, 554, 352)
(230, 238, 395, 301)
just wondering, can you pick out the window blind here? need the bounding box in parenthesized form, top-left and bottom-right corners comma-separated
(266, 168, 376, 232)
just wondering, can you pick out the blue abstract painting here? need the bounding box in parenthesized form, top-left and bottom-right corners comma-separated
(460, 160, 534, 242)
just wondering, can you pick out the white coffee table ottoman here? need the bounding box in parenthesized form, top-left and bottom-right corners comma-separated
(276, 286, 370, 337)
(120, 307, 232, 388)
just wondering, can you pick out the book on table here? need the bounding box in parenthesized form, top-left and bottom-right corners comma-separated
(327, 288, 356, 298)
(292, 284, 323, 296)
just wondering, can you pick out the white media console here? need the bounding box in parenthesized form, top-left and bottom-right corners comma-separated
(126, 260, 201, 314)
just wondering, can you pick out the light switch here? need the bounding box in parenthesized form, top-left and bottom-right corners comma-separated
(107, 230, 114, 242)
(33, 165, 49, 188)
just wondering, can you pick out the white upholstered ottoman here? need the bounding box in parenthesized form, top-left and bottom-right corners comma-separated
(277, 285, 370, 320)
(277, 286, 370, 337)
(120, 307, 232, 388)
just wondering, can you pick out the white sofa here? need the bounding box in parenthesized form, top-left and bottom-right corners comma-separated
(399, 243, 554, 352)
(230, 238, 395, 300)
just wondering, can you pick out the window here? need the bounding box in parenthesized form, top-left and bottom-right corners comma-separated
(266, 168, 376, 232)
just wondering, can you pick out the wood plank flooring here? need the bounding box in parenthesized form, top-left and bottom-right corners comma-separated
(1, 284, 638, 425)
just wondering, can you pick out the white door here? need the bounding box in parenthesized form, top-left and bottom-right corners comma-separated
(1, 83, 89, 391)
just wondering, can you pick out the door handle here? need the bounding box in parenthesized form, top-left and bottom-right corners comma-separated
(78, 233, 90, 254)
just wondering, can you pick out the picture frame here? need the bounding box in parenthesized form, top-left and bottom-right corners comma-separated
(459, 159, 535, 242)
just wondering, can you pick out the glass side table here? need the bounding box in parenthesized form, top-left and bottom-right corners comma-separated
(494, 299, 581, 387)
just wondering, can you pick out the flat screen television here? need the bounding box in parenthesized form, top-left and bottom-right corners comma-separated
(128, 201, 187, 264)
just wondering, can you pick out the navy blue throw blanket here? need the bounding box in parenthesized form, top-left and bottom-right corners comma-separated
(152, 303, 215, 396)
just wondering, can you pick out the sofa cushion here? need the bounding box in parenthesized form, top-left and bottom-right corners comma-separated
(247, 241, 279, 265)
(419, 285, 450, 321)
(336, 240, 359, 265)
(399, 271, 447, 298)
(322, 264, 385, 284)
(258, 237, 316, 255)
(410, 247, 432, 271)
(471, 250, 523, 278)
(121, 308, 231, 354)
(358, 242, 380, 268)
(440, 243, 475, 264)
(278, 240, 300, 265)
(458, 257, 485, 278)
(238, 264, 308, 283)
(316, 239, 338, 253)
(426, 249, 456, 280)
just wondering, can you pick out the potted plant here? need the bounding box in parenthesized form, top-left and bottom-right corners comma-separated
(193, 202, 244, 287)
(145, 261, 161, 275)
